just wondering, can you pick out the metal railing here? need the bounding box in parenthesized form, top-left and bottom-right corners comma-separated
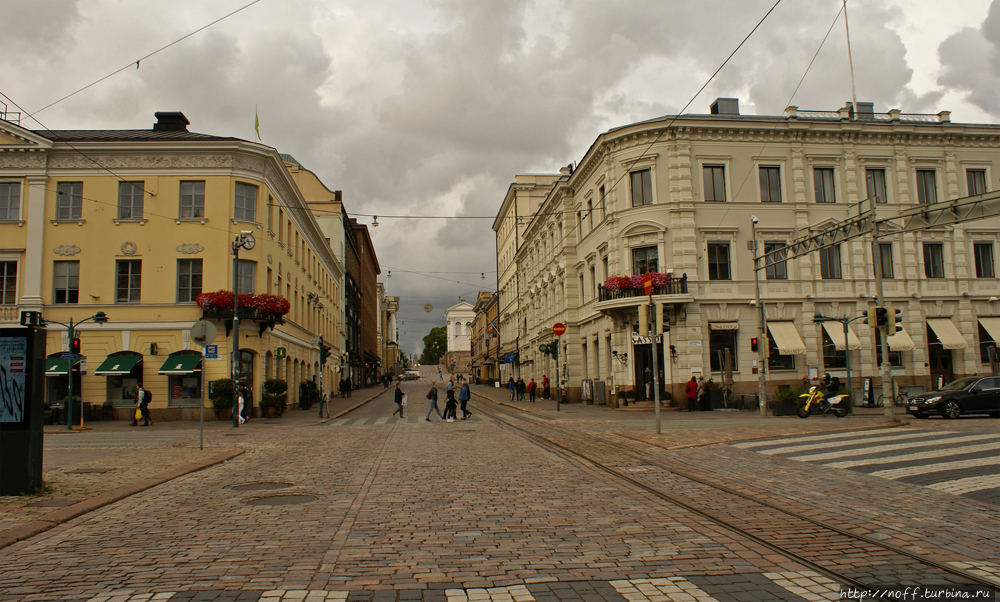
(597, 274, 688, 302)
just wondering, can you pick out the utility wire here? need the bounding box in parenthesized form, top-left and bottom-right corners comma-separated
(31, 0, 263, 116)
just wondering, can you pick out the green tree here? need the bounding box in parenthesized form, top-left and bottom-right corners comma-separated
(419, 326, 447, 366)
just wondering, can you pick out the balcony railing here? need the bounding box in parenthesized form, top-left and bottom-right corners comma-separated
(598, 274, 688, 302)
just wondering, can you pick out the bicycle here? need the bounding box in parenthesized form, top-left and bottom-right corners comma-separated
(876, 392, 909, 406)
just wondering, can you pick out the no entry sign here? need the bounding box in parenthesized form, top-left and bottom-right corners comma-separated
(552, 323, 566, 336)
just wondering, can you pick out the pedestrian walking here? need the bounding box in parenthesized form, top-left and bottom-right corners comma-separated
(444, 387, 458, 422)
(425, 381, 442, 421)
(516, 377, 525, 401)
(345, 377, 353, 398)
(643, 367, 652, 400)
(237, 388, 246, 425)
(686, 375, 698, 412)
(445, 376, 455, 396)
(392, 382, 405, 418)
(459, 381, 472, 419)
(697, 376, 708, 412)
(542, 375, 550, 399)
(131, 386, 152, 426)
(527, 378, 537, 402)
(507, 377, 516, 400)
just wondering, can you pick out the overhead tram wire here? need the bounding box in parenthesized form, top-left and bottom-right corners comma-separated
(30, 0, 264, 117)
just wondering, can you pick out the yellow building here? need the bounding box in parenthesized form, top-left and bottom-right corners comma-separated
(0, 112, 343, 420)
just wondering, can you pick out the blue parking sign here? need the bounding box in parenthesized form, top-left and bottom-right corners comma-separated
(204, 344, 219, 360)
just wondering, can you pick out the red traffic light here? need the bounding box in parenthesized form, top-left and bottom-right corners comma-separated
(751, 337, 759, 352)
(70, 337, 81, 354)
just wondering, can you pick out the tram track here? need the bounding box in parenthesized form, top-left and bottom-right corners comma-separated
(470, 398, 998, 596)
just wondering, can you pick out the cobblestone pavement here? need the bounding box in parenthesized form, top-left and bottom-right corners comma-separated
(731, 427, 1000, 505)
(2, 374, 997, 601)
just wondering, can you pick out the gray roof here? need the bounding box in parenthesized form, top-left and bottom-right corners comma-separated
(36, 129, 240, 142)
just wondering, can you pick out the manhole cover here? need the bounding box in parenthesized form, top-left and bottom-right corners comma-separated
(66, 468, 112, 474)
(247, 494, 317, 506)
(233, 482, 293, 492)
(27, 499, 80, 508)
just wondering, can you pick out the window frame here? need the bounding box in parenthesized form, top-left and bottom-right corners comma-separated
(866, 168, 887, 204)
(974, 242, 995, 278)
(53, 260, 79, 304)
(630, 169, 653, 207)
(916, 169, 938, 205)
(115, 259, 142, 304)
(179, 180, 206, 219)
(0, 260, 17, 304)
(631, 246, 659, 276)
(878, 243, 894, 279)
(923, 242, 945, 279)
(703, 165, 726, 202)
(237, 259, 256, 295)
(177, 258, 203, 303)
(767, 332, 795, 371)
(758, 166, 781, 203)
(966, 169, 987, 196)
(813, 167, 836, 203)
(709, 329, 737, 373)
(819, 245, 842, 279)
(234, 182, 258, 222)
(707, 242, 731, 281)
(117, 181, 144, 220)
(0, 181, 22, 221)
(56, 182, 83, 220)
(763, 242, 787, 280)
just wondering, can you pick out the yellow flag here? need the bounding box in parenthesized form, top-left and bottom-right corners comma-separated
(254, 107, 261, 141)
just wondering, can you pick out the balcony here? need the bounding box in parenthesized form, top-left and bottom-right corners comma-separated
(595, 273, 693, 312)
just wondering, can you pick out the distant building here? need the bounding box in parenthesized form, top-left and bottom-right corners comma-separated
(443, 300, 474, 375)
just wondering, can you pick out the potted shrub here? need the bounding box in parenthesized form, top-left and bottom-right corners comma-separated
(210, 378, 235, 420)
(260, 378, 288, 418)
(624, 390, 637, 407)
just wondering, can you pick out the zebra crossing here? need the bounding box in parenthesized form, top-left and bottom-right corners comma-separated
(327, 415, 490, 426)
(731, 428, 1000, 506)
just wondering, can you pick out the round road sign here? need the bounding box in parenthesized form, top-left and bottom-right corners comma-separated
(190, 320, 218, 347)
(643, 272, 652, 296)
(552, 322, 566, 336)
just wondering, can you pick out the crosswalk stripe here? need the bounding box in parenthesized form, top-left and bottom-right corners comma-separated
(927, 474, 1000, 495)
(786, 433, 999, 461)
(869, 457, 1000, 479)
(756, 430, 953, 455)
(731, 428, 912, 449)
(762, 571, 840, 601)
(610, 577, 720, 601)
(824, 441, 1000, 468)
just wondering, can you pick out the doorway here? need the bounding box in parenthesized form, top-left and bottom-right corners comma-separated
(926, 325, 953, 390)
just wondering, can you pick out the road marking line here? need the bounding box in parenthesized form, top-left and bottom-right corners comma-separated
(732, 428, 924, 449)
(610, 577, 720, 601)
(787, 434, 999, 461)
(763, 571, 840, 601)
(754, 431, 954, 455)
(868, 456, 1000, 479)
(927, 474, 1000, 495)
(825, 441, 1000, 468)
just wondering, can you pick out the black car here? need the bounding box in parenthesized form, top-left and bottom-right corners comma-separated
(906, 376, 1000, 419)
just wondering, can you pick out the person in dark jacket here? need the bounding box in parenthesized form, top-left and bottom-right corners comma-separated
(444, 387, 458, 422)
(392, 382, 405, 418)
(425, 381, 442, 421)
(459, 381, 472, 420)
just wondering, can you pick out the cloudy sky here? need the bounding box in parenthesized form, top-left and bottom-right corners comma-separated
(4, 0, 1000, 357)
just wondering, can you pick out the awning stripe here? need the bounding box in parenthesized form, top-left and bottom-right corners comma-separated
(821, 322, 863, 351)
(710, 322, 739, 331)
(158, 354, 202, 375)
(978, 317, 1000, 344)
(45, 358, 71, 376)
(887, 327, 916, 352)
(94, 355, 143, 375)
(766, 321, 807, 355)
(927, 318, 968, 350)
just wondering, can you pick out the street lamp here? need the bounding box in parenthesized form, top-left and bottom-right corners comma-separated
(231, 231, 255, 428)
(812, 311, 866, 406)
(41, 311, 109, 430)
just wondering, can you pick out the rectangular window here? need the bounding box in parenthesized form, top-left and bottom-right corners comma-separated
(56, 182, 83, 220)
(278, 209, 284, 242)
(0, 261, 16, 304)
(878, 243, 894, 279)
(117, 181, 144, 219)
(590, 265, 596, 300)
(967, 169, 987, 196)
(703, 165, 726, 202)
(602, 256, 609, 286)
(764, 242, 787, 280)
(866, 168, 887, 204)
(267, 195, 274, 231)
(974, 243, 995, 278)
(177, 259, 203, 302)
(707, 243, 731, 280)
(759, 166, 781, 203)
(630, 169, 653, 206)
(599, 185, 606, 220)
(53, 261, 79, 304)
(632, 246, 658, 275)
(875, 329, 903, 367)
(709, 329, 737, 372)
(587, 200, 593, 229)
(234, 182, 258, 222)
(821, 328, 845, 370)
(980, 323, 996, 364)
(237, 260, 256, 294)
(179, 181, 205, 218)
(916, 169, 937, 204)
(813, 167, 836, 203)
(116, 260, 142, 303)
(0, 182, 21, 220)
(768, 334, 795, 370)
(819, 245, 842, 279)
(923, 243, 945, 278)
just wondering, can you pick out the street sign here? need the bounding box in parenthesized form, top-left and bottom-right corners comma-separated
(80, 359, 87, 375)
(643, 272, 652, 296)
(204, 344, 220, 360)
(552, 323, 566, 336)
(276, 347, 286, 358)
(190, 320, 217, 347)
(61, 353, 77, 360)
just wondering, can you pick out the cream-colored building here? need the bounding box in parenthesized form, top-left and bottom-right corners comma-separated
(511, 100, 1000, 406)
(0, 112, 343, 418)
(493, 174, 560, 380)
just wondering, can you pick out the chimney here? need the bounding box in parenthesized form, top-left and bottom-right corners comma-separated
(333, 190, 342, 204)
(846, 101, 875, 119)
(153, 112, 190, 132)
(710, 98, 740, 115)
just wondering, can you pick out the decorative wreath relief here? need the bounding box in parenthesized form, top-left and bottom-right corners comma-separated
(121, 242, 138, 256)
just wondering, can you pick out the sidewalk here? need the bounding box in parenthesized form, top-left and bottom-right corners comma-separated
(1, 385, 391, 549)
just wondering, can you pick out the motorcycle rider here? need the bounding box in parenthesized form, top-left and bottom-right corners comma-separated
(821, 373, 841, 409)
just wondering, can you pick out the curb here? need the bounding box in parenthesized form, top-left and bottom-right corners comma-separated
(314, 388, 391, 424)
(0, 448, 244, 550)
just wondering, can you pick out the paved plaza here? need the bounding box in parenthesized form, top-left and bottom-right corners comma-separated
(2, 373, 998, 602)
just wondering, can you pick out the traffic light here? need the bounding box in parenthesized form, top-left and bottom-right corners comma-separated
(638, 304, 649, 335)
(875, 306, 888, 327)
(70, 336, 81, 355)
(889, 305, 903, 333)
(862, 307, 877, 328)
(751, 337, 759, 352)
(319, 343, 331, 365)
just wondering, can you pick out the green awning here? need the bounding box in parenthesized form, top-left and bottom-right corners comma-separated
(158, 354, 202, 375)
(45, 358, 70, 376)
(94, 355, 142, 375)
